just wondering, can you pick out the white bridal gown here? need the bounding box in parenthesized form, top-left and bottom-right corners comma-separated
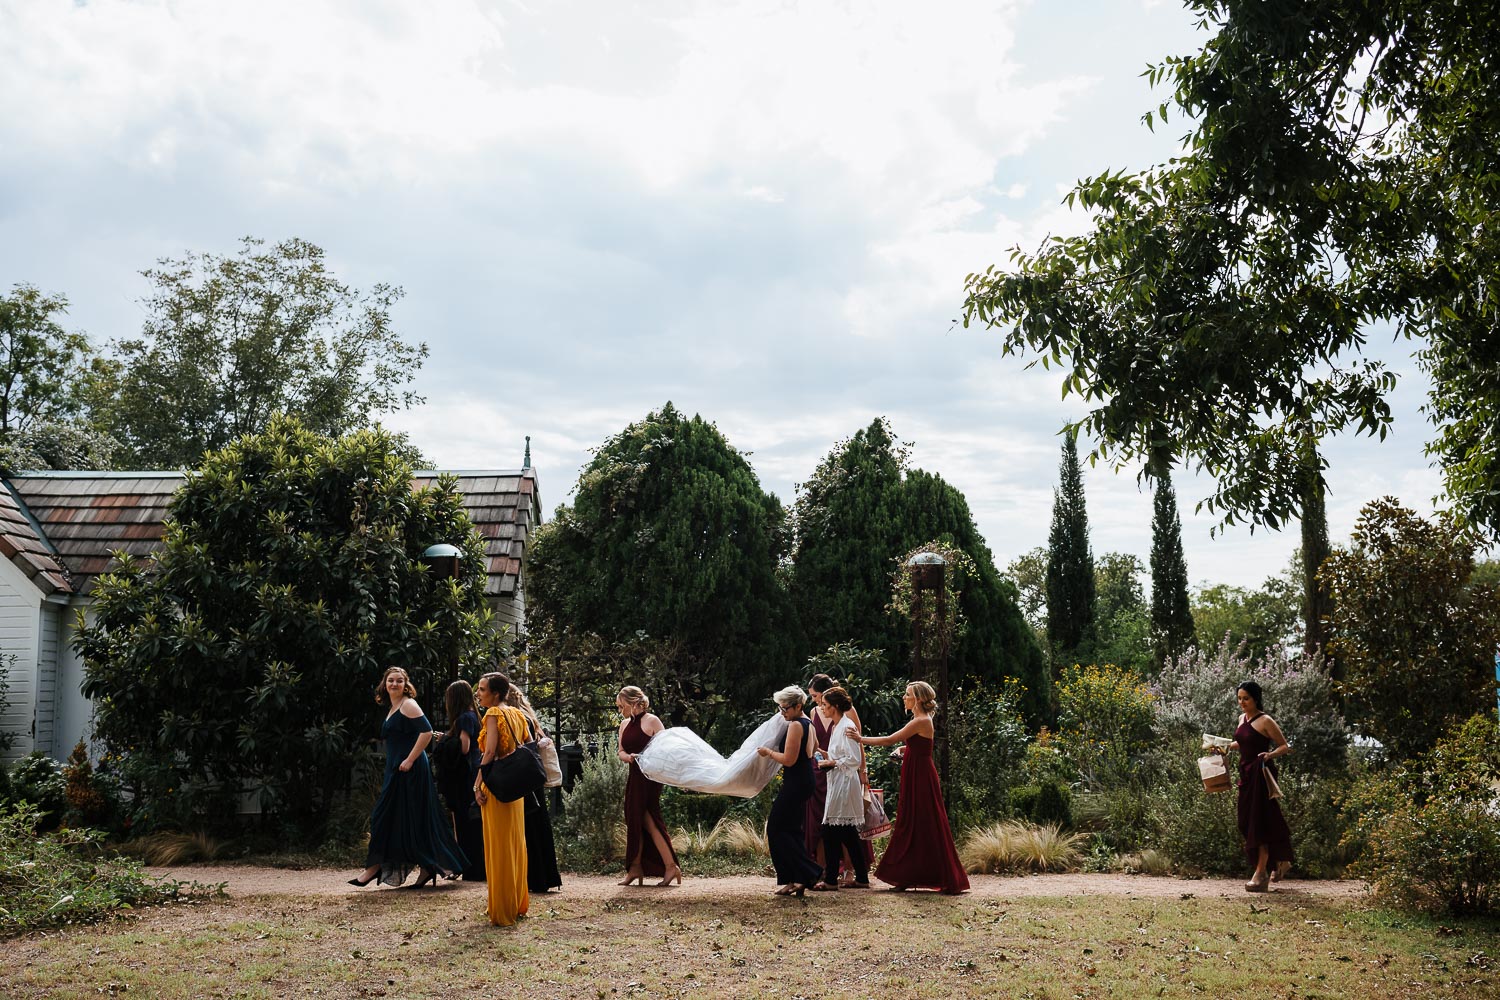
(635, 713, 789, 797)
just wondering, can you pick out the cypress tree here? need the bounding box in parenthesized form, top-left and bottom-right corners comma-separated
(1298, 438, 1333, 666)
(1149, 470, 1194, 666)
(1046, 431, 1096, 671)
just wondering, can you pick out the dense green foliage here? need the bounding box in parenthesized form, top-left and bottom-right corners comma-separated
(1344, 716, 1500, 914)
(1089, 552, 1151, 676)
(944, 679, 1030, 832)
(964, 1, 1500, 541)
(527, 403, 798, 732)
(1149, 472, 1194, 666)
(74, 417, 499, 839)
(93, 237, 427, 469)
(1323, 499, 1500, 760)
(791, 420, 1046, 721)
(1192, 566, 1302, 662)
(1045, 433, 1095, 670)
(1054, 664, 1156, 793)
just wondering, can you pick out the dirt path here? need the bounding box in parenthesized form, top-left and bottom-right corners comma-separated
(152, 865, 1367, 901)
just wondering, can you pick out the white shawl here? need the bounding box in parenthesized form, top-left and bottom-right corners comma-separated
(822, 716, 864, 826)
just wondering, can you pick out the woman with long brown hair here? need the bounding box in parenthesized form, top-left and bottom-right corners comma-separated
(504, 683, 563, 894)
(349, 667, 467, 888)
(474, 671, 530, 925)
(431, 679, 484, 881)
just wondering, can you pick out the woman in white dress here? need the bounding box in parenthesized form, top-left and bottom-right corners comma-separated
(811, 687, 869, 890)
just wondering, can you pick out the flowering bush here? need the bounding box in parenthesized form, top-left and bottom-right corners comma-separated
(1054, 664, 1156, 792)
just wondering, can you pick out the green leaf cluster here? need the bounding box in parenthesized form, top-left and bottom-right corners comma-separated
(74, 416, 500, 839)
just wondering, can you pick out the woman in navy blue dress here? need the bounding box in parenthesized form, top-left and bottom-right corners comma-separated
(432, 680, 485, 881)
(756, 686, 824, 896)
(349, 667, 468, 888)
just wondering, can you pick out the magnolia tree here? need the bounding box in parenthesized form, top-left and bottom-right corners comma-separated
(76, 418, 503, 838)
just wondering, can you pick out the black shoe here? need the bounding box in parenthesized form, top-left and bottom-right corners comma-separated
(348, 874, 377, 887)
(412, 867, 437, 889)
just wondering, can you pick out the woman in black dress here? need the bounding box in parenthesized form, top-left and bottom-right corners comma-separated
(504, 684, 563, 894)
(756, 686, 824, 896)
(349, 667, 467, 888)
(432, 680, 485, 881)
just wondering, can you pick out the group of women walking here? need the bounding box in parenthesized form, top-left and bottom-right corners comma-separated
(351, 667, 561, 926)
(353, 665, 1296, 925)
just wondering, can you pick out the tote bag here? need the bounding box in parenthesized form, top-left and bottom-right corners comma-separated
(480, 711, 546, 803)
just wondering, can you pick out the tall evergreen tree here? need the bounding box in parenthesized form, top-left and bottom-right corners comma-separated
(1298, 438, 1333, 664)
(791, 419, 1047, 723)
(1149, 470, 1194, 666)
(1046, 431, 1095, 671)
(527, 403, 798, 730)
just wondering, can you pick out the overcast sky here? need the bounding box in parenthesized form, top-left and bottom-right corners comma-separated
(0, 0, 1447, 589)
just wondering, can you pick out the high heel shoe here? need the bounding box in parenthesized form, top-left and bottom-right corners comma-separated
(1245, 871, 1269, 893)
(412, 867, 437, 889)
(348, 872, 378, 887)
(1270, 860, 1291, 883)
(790, 883, 806, 898)
(657, 866, 682, 887)
(617, 869, 645, 886)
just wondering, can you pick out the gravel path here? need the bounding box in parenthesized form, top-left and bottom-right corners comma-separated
(152, 865, 1367, 901)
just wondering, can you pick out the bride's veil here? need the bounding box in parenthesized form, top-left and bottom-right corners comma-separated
(635, 712, 789, 798)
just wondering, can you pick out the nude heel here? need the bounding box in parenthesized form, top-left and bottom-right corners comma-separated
(658, 866, 682, 886)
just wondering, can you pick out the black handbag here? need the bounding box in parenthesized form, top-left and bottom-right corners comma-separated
(480, 712, 546, 803)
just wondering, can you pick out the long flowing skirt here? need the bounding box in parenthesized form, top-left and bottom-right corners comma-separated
(480, 794, 528, 925)
(522, 789, 562, 892)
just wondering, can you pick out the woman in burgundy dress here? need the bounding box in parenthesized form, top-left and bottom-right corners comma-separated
(857, 681, 969, 894)
(1219, 681, 1294, 891)
(804, 674, 874, 885)
(614, 686, 681, 886)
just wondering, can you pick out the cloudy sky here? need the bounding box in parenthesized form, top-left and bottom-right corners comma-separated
(0, 0, 1446, 589)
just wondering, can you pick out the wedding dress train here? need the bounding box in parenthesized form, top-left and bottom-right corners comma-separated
(635, 713, 788, 798)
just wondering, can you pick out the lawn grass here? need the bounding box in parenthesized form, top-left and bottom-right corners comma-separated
(9, 887, 1498, 999)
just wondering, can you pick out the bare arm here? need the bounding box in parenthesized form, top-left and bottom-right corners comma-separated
(399, 700, 429, 771)
(758, 723, 802, 766)
(474, 712, 501, 805)
(859, 717, 929, 747)
(617, 720, 633, 763)
(1253, 715, 1292, 761)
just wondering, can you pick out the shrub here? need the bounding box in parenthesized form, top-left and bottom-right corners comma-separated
(1010, 781, 1074, 828)
(117, 831, 228, 866)
(1343, 714, 1500, 913)
(959, 821, 1085, 874)
(946, 678, 1030, 831)
(1074, 787, 1153, 853)
(672, 816, 769, 858)
(62, 743, 114, 829)
(561, 738, 628, 863)
(1155, 637, 1349, 775)
(1145, 737, 1243, 876)
(1055, 663, 1156, 791)
(7, 753, 67, 830)
(0, 803, 222, 933)
(662, 787, 731, 832)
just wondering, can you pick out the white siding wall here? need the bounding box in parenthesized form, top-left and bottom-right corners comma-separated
(33, 602, 62, 757)
(0, 556, 42, 764)
(52, 603, 94, 762)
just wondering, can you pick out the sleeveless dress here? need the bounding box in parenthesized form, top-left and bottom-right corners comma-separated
(804, 710, 876, 872)
(873, 733, 969, 893)
(766, 716, 824, 887)
(1234, 716, 1295, 869)
(364, 708, 468, 886)
(519, 716, 563, 893)
(621, 713, 679, 877)
(478, 706, 530, 925)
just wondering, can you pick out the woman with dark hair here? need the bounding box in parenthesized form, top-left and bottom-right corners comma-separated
(474, 671, 531, 924)
(349, 667, 468, 888)
(431, 679, 485, 881)
(505, 683, 563, 894)
(805, 674, 873, 885)
(615, 685, 681, 886)
(857, 681, 969, 894)
(1216, 681, 1295, 891)
(756, 685, 824, 896)
(811, 686, 869, 891)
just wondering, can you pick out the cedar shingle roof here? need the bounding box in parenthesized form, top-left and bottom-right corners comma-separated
(0, 482, 71, 594)
(5, 469, 541, 598)
(410, 470, 540, 598)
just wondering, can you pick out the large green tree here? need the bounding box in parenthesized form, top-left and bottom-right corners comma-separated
(1046, 432, 1096, 670)
(791, 419, 1047, 722)
(1321, 498, 1500, 760)
(963, 1, 1500, 540)
(95, 237, 427, 469)
(1150, 471, 1194, 666)
(75, 417, 498, 838)
(526, 403, 798, 733)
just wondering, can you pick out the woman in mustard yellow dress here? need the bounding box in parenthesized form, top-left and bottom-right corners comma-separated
(473, 671, 529, 925)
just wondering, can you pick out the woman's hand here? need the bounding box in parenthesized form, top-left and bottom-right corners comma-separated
(756, 747, 770, 758)
(398, 759, 414, 772)
(474, 786, 487, 806)
(620, 752, 635, 764)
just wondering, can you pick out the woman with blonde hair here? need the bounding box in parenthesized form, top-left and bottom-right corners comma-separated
(857, 681, 968, 894)
(755, 685, 824, 895)
(504, 683, 563, 894)
(350, 667, 467, 888)
(615, 685, 681, 886)
(474, 671, 530, 925)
